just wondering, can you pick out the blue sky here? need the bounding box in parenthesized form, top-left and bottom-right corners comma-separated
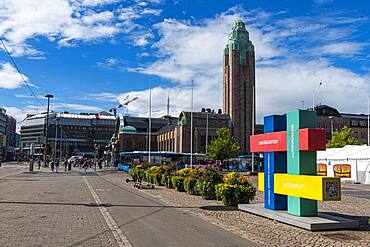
(0, 0, 369, 129)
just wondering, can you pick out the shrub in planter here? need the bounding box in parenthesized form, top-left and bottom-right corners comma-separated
(171, 176, 179, 189)
(200, 168, 223, 200)
(160, 175, 167, 186)
(165, 176, 173, 188)
(215, 183, 239, 206)
(194, 180, 203, 195)
(171, 176, 185, 191)
(201, 181, 218, 200)
(238, 184, 256, 204)
(184, 177, 197, 195)
(216, 172, 256, 206)
(177, 167, 194, 177)
(154, 174, 162, 185)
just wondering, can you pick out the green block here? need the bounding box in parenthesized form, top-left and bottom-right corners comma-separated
(288, 151, 317, 175)
(288, 196, 318, 216)
(286, 110, 318, 216)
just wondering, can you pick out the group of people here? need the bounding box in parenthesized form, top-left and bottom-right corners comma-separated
(49, 158, 71, 173)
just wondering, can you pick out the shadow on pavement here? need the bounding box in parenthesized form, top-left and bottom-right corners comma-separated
(321, 212, 370, 232)
(200, 205, 238, 211)
(0, 200, 201, 209)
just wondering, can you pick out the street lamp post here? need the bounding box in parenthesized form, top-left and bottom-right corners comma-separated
(54, 118, 59, 161)
(368, 96, 369, 146)
(60, 125, 63, 159)
(190, 80, 194, 168)
(44, 94, 53, 167)
(205, 111, 209, 154)
(329, 116, 334, 139)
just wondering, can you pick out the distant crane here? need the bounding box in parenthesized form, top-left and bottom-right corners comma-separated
(109, 103, 123, 117)
(123, 96, 139, 116)
(109, 96, 139, 117)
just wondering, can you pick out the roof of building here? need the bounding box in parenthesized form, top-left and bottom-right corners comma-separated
(314, 105, 367, 119)
(120, 125, 138, 134)
(177, 111, 231, 126)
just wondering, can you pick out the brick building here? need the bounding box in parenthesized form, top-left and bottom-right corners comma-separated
(112, 109, 232, 154)
(223, 20, 255, 153)
(315, 105, 368, 144)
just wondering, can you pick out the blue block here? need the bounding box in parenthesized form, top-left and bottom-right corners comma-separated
(263, 115, 287, 210)
(264, 115, 286, 133)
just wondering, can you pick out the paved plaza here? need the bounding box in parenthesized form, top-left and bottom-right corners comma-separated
(0, 162, 369, 247)
(0, 163, 256, 247)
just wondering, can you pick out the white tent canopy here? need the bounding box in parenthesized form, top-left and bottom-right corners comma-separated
(317, 145, 370, 184)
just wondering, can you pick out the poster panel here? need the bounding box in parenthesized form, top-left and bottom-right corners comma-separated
(333, 164, 351, 178)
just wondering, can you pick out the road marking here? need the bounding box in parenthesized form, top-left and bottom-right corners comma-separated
(83, 176, 132, 247)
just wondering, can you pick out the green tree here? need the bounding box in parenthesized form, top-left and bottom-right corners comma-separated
(207, 128, 240, 161)
(326, 126, 361, 148)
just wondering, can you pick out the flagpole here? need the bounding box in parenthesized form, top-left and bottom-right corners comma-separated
(149, 82, 152, 164)
(312, 90, 315, 111)
(190, 80, 194, 168)
(367, 95, 369, 146)
(251, 84, 255, 172)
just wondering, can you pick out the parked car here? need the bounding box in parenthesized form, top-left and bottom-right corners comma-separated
(68, 156, 82, 163)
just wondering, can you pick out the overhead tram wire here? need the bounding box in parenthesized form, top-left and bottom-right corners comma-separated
(0, 37, 46, 110)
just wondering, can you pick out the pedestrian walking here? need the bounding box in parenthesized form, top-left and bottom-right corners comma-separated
(50, 160, 54, 172)
(82, 159, 89, 175)
(68, 161, 72, 171)
(55, 159, 60, 173)
(64, 159, 68, 171)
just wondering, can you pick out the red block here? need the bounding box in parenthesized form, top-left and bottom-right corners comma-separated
(250, 131, 286, 152)
(250, 128, 327, 153)
(299, 128, 326, 151)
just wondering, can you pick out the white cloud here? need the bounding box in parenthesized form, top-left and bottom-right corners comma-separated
(0, 0, 120, 55)
(96, 57, 119, 69)
(0, 0, 164, 55)
(256, 59, 370, 119)
(141, 8, 161, 16)
(0, 62, 28, 89)
(80, 0, 119, 6)
(82, 11, 114, 24)
(127, 7, 370, 123)
(88, 92, 120, 102)
(313, 42, 366, 55)
(52, 103, 102, 112)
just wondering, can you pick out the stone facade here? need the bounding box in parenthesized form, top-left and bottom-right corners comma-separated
(315, 105, 369, 144)
(223, 20, 255, 153)
(115, 111, 232, 154)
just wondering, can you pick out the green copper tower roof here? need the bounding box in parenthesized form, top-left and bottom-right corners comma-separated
(224, 20, 254, 65)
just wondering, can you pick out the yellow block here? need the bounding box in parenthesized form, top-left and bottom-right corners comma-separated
(257, 173, 341, 201)
(258, 172, 264, 191)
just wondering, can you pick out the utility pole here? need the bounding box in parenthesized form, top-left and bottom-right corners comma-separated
(167, 92, 170, 116)
(205, 111, 209, 154)
(60, 125, 63, 159)
(190, 80, 194, 168)
(148, 82, 152, 164)
(44, 94, 53, 167)
(367, 95, 370, 146)
(54, 118, 59, 161)
(251, 85, 255, 172)
(312, 90, 315, 111)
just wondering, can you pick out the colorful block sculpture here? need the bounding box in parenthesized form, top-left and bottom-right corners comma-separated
(250, 110, 341, 217)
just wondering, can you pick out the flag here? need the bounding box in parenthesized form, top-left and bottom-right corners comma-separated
(95, 114, 100, 120)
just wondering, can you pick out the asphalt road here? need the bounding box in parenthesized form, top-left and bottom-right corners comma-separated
(85, 175, 257, 247)
(0, 164, 258, 247)
(0, 161, 28, 178)
(342, 187, 370, 199)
